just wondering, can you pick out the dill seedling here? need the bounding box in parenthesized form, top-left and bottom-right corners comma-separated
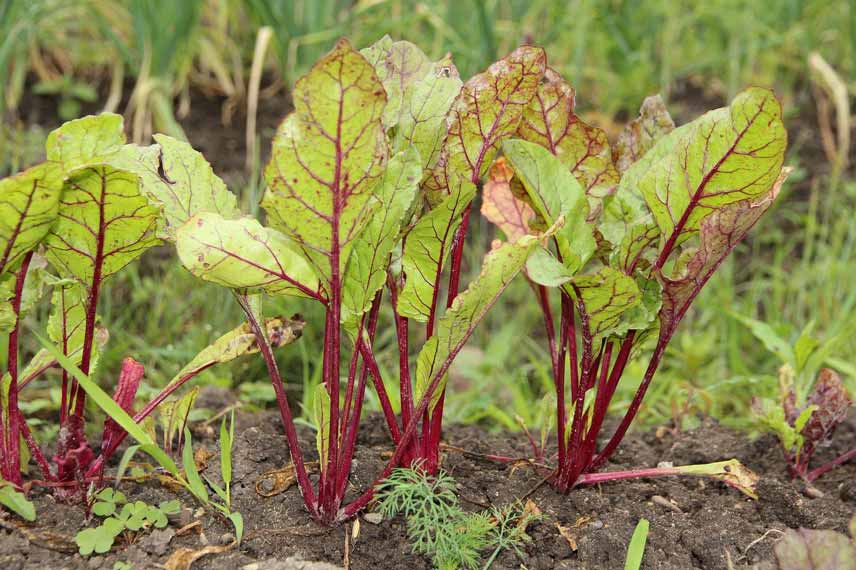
(375, 465, 541, 569)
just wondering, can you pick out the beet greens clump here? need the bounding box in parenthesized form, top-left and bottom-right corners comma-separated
(482, 76, 789, 491)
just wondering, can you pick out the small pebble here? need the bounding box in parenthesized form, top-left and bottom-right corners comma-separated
(363, 512, 383, 524)
(220, 532, 236, 545)
(588, 520, 604, 530)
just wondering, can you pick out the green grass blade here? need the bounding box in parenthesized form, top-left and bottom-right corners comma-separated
(624, 518, 650, 570)
(35, 333, 180, 478)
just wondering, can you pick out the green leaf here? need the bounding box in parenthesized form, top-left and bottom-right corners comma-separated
(414, 236, 539, 411)
(228, 511, 244, 544)
(392, 55, 462, 172)
(113, 135, 240, 240)
(613, 95, 676, 174)
(623, 518, 649, 570)
(753, 398, 803, 455)
(341, 148, 421, 328)
(731, 313, 795, 366)
(525, 247, 573, 287)
(165, 315, 304, 390)
(176, 212, 320, 299)
(0, 482, 36, 521)
(35, 333, 180, 478)
(114, 445, 139, 485)
(263, 39, 388, 281)
(423, 46, 546, 205)
(160, 387, 199, 450)
(774, 528, 856, 570)
(313, 383, 331, 473)
(517, 68, 619, 217)
(658, 168, 789, 341)
(220, 412, 234, 490)
(159, 499, 181, 515)
(396, 183, 477, 321)
(46, 280, 105, 369)
(182, 428, 209, 503)
(0, 162, 64, 276)
(639, 88, 786, 252)
(44, 165, 161, 285)
(502, 139, 594, 273)
(360, 37, 432, 130)
(46, 113, 125, 171)
(568, 268, 641, 339)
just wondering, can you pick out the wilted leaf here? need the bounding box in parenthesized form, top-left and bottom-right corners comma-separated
(263, 39, 387, 281)
(517, 68, 619, 217)
(481, 157, 534, 242)
(164, 542, 234, 570)
(502, 139, 594, 273)
(0, 162, 64, 276)
(798, 368, 852, 453)
(424, 46, 546, 205)
(413, 236, 540, 410)
(675, 459, 759, 498)
(613, 95, 676, 174)
(175, 213, 320, 299)
(774, 527, 856, 570)
(396, 183, 476, 321)
(342, 148, 421, 328)
(167, 316, 305, 390)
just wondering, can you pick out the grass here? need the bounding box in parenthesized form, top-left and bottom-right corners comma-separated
(2, 0, 854, 445)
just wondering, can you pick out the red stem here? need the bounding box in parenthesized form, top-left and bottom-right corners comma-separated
(356, 337, 402, 444)
(806, 446, 856, 482)
(576, 465, 681, 486)
(85, 361, 217, 478)
(339, 324, 471, 521)
(592, 339, 668, 469)
(238, 295, 318, 516)
(2, 252, 33, 484)
(425, 204, 473, 470)
(335, 294, 382, 497)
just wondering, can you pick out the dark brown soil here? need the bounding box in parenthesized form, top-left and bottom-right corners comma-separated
(2, 402, 854, 570)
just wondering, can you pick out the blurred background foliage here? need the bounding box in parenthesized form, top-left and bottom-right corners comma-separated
(2, 0, 855, 436)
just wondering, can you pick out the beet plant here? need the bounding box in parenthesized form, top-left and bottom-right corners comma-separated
(0, 114, 301, 502)
(482, 77, 790, 493)
(754, 367, 854, 483)
(173, 37, 559, 523)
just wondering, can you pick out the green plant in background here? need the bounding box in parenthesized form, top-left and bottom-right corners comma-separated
(74, 487, 181, 555)
(375, 465, 541, 570)
(753, 367, 854, 484)
(94, 0, 204, 142)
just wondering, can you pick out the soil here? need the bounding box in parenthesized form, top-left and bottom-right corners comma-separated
(1, 402, 854, 570)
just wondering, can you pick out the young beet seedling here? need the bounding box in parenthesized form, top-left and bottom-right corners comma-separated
(754, 366, 855, 484)
(482, 73, 789, 494)
(0, 114, 301, 503)
(174, 38, 556, 524)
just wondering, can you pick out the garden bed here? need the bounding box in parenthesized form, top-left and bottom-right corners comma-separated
(2, 407, 853, 570)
